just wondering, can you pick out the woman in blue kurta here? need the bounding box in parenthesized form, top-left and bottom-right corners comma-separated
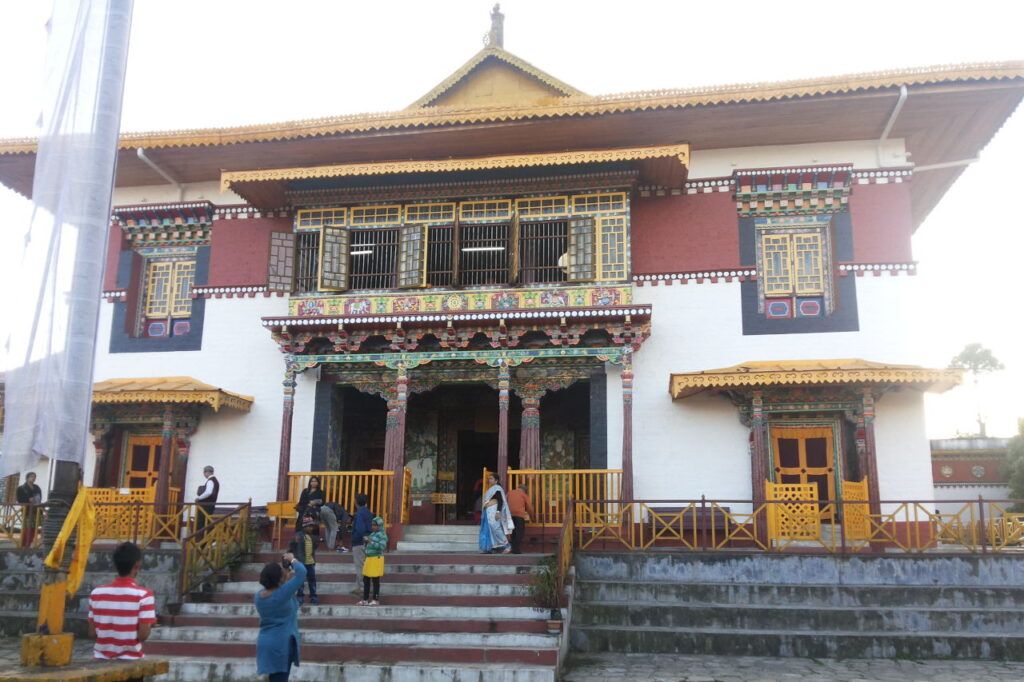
(255, 552, 306, 681)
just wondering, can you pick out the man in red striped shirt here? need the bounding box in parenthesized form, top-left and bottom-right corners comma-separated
(88, 542, 156, 662)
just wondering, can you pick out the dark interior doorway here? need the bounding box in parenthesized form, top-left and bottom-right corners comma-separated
(455, 430, 520, 521)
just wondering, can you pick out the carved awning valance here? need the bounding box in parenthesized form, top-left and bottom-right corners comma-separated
(669, 359, 962, 399)
(220, 144, 689, 207)
(93, 377, 254, 412)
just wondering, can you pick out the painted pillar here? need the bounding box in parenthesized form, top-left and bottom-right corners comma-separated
(496, 361, 511, 482)
(750, 390, 769, 545)
(861, 388, 882, 516)
(90, 424, 110, 487)
(276, 365, 298, 502)
(620, 351, 634, 501)
(174, 422, 196, 499)
(382, 364, 409, 523)
(519, 392, 542, 470)
(154, 405, 175, 510)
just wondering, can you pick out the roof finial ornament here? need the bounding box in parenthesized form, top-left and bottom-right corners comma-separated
(483, 3, 504, 48)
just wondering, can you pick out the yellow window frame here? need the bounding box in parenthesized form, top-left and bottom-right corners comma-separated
(296, 207, 347, 229)
(405, 202, 456, 224)
(350, 205, 402, 226)
(758, 230, 826, 297)
(516, 195, 569, 218)
(459, 199, 512, 221)
(571, 192, 627, 215)
(145, 260, 195, 319)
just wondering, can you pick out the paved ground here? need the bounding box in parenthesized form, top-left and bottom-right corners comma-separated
(0, 636, 94, 670)
(563, 653, 1024, 682)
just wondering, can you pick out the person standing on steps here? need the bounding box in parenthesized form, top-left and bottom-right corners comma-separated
(288, 516, 319, 605)
(195, 465, 219, 533)
(293, 475, 324, 533)
(479, 472, 513, 554)
(358, 516, 387, 606)
(507, 482, 535, 554)
(16, 471, 42, 547)
(256, 551, 305, 682)
(350, 493, 373, 594)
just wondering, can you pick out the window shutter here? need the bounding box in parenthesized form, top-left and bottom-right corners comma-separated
(760, 233, 793, 296)
(597, 216, 627, 281)
(567, 216, 597, 282)
(397, 223, 428, 288)
(170, 261, 196, 318)
(145, 261, 173, 317)
(267, 231, 296, 292)
(319, 226, 350, 291)
(792, 232, 825, 295)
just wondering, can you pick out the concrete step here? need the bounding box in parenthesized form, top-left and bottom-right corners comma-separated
(252, 552, 543, 566)
(234, 568, 531, 584)
(569, 624, 1024, 660)
(206, 591, 531, 607)
(573, 579, 1024, 608)
(160, 657, 556, 682)
(180, 601, 545, 620)
(149, 624, 557, 649)
(217, 580, 528, 597)
(574, 601, 1024, 633)
(395, 540, 482, 552)
(167, 612, 550, 633)
(239, 560, 535, 576)
(402, 524, 481, 537)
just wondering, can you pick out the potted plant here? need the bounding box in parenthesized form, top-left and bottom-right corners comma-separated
(529, 555, 564, 634)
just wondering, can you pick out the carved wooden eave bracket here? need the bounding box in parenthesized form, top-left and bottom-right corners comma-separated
(92, 376, 254, 412)
(265, 304, 651, 359)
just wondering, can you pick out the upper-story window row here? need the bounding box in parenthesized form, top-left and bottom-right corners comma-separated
(275, 192, 629, 294)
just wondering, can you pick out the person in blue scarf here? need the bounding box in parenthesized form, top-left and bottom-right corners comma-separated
(478, 472, 513, 554)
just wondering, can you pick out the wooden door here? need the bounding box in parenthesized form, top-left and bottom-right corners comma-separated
(123, 435, 165, 489)
(770, 425, 835, 509)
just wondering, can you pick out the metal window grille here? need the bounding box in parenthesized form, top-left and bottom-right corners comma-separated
(296, 208, 347, 228)
(294, 231, 321, 292)
(349, 228, 398, 289)
(426, 225, 455, 286)
(519, 220, 567, 284)
(351, 205, 402, 226)
(459, 222, 509, 285)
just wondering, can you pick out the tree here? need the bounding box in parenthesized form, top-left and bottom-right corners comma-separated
(1006, 420, 1024, 511)
(949, 343, 1004, 437)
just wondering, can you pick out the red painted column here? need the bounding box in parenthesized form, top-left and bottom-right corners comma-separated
(861, 388, 882, 516)
(90, 424, 110, 487)
(275, 367, 298, 502)
(497, 361, 510, 483)
(620, 352, 634, 502)
(519, 393, 542, 470)
(382, 364, 409, 524)
(154, 405, 175, 510)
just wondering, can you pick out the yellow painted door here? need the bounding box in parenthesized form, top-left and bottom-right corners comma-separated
(770, 426, 835, 509)
(123, 435, 165, 489)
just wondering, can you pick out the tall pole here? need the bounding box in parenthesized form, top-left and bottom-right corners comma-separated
(276, 365, 298, 502)
(382, 364, 409, 524)
(497, 361, 510, 483)
(620, 351, 634, 502)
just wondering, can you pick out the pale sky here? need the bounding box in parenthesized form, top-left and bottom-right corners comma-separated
(0, 0, 1020, 438)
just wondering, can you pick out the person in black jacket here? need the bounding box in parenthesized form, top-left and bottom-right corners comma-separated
(294, 476, 325, 532)
(288, 515, 319, 605)
(16, 472, 42, 547)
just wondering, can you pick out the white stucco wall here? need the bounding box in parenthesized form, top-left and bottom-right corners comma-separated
(934, 485, 1010, 516)
(690, 139, 908, 179)
(606, 270, 933, 506)
(89, 294, 311, 505)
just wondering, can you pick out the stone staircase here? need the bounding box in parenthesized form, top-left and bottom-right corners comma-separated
(149, 527, 563, 681)
(569, 552, 1024, 660)
(0, 546, 181, 638)
(396, 522, 480, 553)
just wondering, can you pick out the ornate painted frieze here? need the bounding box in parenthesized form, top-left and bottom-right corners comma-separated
(114, 201, 215, 246)
(734, 166, 852, 217)
(285, 285, 632, 318)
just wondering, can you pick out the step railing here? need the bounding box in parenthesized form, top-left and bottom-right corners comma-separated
(180, 500, 253, 597)
(571, 497, 1024, 554)
(508, 469, 621, 527)
(286, 470, 408, 525)
(0, 502, 49, 547)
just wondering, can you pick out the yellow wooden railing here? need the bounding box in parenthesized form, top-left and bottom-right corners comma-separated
(286, 470, 411, 525)
(508, 469, 622, 526)
(180, 500, 253, 596)
(0, 503, 47, 547)
(571, 497, 1024, 554)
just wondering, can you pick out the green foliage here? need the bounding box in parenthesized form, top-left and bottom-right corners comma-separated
(529, 555, 562, 619)
(949, 343, 1004, 375)
(1006, 419, 1024, 512)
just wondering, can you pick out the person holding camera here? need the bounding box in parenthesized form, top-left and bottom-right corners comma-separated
(255, 552, 306, 682)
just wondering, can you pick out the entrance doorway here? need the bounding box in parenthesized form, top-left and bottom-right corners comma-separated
(122, 434, 165, 489)
(455, 430, 520, 521)
(770, 425, 836, 508)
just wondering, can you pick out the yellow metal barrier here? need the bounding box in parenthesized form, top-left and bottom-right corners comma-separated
(287, 471, 398, 523)
(570, 498, 1024, 555)
(508, 469, 622, 526)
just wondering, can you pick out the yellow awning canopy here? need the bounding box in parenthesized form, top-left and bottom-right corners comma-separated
(93, 377, 254, 412)
(669, 359, 962, 399)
